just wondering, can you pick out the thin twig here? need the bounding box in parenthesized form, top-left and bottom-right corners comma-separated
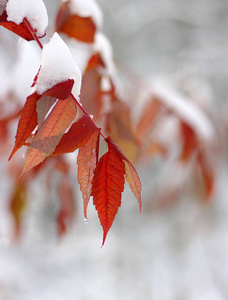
(24, 18, 43, 50)
(70, 93, 106, 140)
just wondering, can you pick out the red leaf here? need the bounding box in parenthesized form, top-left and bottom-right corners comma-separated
(42, 79, 74, 100)
(9, 92, 40, 160)
(85, 53, 105, 72)
(0, 10, 35, 41)
(180, 122, 198, 161)
(106, 137, 142, 213)
(56, 1, 96, 43)
(197, 149, 215, 200)
(9, 80, 75, 161)
(92, 143, 125, 246)
(18, 96, 77, 179)
(53, 115, 96, 156)
(77, 129, 100, 219)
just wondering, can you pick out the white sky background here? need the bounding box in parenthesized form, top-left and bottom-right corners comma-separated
(1, 0, 228, 299)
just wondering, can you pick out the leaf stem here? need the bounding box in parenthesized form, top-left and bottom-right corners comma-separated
(70, 93, 106, 140)
(24, 18, 43, 50)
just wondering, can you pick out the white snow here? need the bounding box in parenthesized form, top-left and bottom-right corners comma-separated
(94, 32, 114, 76)
(6, 0, 48, 37)
(100, 75, 112, 92)
(68, 0, 103, 30)
(93, 32, 122, 94)
(35, 33, 82, 99)
(0, 54, 10, 102)
(67, 39, 93, 72)
(152, 80, 215, 141)
(10, 40, 41, 105)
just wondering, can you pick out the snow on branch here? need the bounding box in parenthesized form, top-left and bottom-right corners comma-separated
(152, 80, 215, 142)
(6, 0, 48, 37)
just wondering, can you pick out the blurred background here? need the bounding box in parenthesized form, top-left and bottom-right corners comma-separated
(1, 0, 228, 299)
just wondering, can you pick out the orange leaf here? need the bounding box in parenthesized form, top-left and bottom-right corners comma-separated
(9, 181, 27, 240)
(77, 129, 100, 219)
(106, 101, 138, 163)
(9, 80, 75, 161)
(106, 137, 142, 212)
(85, 53, 105, 72)
(0, 10, 35, 41)
(80, 69, 102, 117)
(136, 97, 162, 140)
(123, 160, 142, 213)
(92, 144, 125, 246)
(19, 96, 77, 179)
(56, 1, 96, 43)
(142, 141, 167, 159)
(36, 96, 56, 127)
(9, 92, 40, 160)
